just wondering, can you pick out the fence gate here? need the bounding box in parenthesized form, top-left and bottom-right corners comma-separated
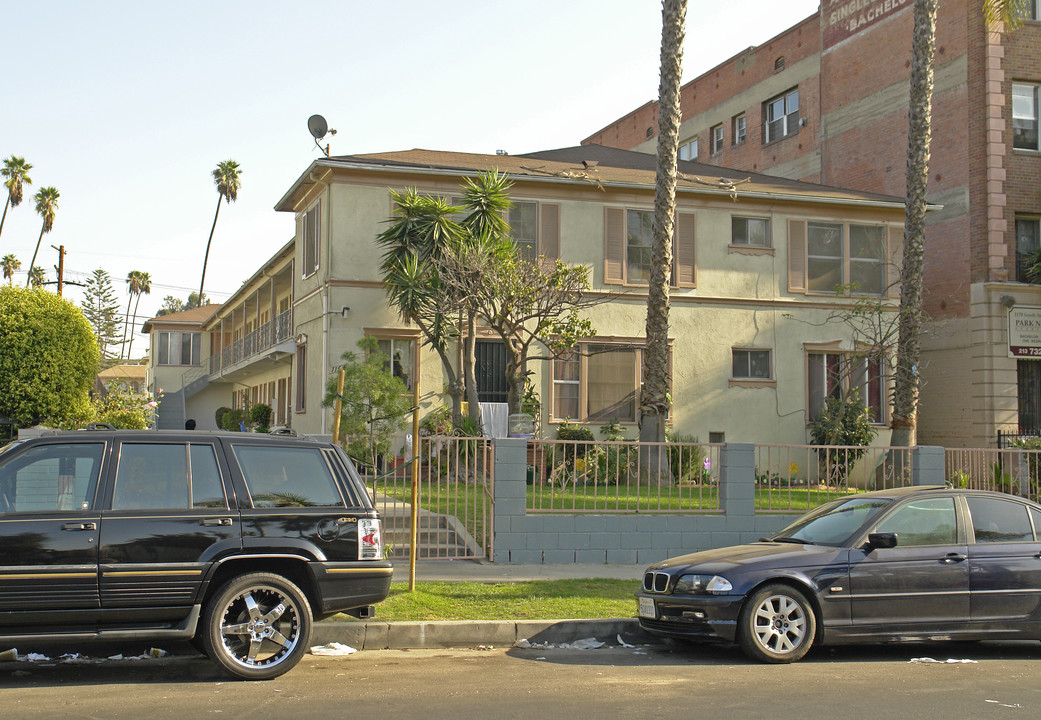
(367, 435, 494, 561)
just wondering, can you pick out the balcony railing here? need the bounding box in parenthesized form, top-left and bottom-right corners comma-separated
(208, 308, 293, 374)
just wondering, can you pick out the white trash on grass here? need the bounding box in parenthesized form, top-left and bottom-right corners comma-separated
(310, 642, 358, 657)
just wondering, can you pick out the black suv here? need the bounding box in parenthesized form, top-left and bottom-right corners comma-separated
(0, 429, 392, 679)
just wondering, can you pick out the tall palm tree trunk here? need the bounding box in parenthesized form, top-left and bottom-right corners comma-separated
(120, 293, 134, 361)
(640, 0, 686, 484)
(26, 227, 45, 288)
(128, 293, 144, 358)
(891, 0, 937, 448)
(199, 193, 223, 302)
(0, 197, 10, 240)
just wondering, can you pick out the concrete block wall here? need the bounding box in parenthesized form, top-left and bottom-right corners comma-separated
(492, 438, 948, 565)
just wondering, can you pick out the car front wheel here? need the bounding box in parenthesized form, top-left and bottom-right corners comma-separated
(201, 572, 313, 680)
(737, 583, 816, 663)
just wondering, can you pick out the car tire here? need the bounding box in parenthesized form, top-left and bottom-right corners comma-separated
(201, 572, 313, 680)
(737, 583, 816, 663)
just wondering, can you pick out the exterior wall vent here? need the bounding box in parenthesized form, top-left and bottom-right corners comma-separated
(774, 56, 785, 71)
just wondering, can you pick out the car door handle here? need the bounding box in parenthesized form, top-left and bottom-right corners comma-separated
(62, 522, 97, 531)
(201, 518, 233, 527)
(942, 553, 967, 563)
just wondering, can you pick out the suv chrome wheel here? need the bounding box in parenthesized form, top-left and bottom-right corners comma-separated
(202, 572, 312, 680)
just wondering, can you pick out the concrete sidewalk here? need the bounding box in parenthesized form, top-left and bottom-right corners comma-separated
(313, 560, 656, 652)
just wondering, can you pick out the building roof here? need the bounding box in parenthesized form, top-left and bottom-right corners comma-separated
(277, 144, 909, 212)
(141, 304, 221, 333)
(98, 364, 148, 382)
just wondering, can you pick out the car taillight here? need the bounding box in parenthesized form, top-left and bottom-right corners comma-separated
(358, 518, 382, 560)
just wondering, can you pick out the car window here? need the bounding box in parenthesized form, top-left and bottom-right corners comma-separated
(1032, 507, 1041, 541)
(0, 442, 104, 512)
(874, 497, 957, 546)
(966, 496, 1033, 543)
(113, 443, 191, 510)
(233, 445, 345, 508)
(190, 444, 228, 509)
(773, 496, 891, 546)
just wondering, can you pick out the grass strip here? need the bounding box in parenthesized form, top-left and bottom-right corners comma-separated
(331, 579, 640, 622)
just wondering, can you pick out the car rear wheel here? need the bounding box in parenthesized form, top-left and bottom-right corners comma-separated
(201, 572, 312, 680)
(737, 584, 816, 663)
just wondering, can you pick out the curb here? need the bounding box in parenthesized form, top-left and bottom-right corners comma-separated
(312, 618, 659, 650)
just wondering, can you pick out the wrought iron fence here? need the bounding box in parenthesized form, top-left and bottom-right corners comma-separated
(945, 447, 1040, 501)
(355, 434, 493, 560)
(526, 439, 722, 513)
(754, 445, 914, 512)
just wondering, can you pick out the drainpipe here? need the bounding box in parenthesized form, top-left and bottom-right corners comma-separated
(309, 170, 332, 435)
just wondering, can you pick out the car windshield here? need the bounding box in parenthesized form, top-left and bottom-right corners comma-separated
(769, 496, 893, 546)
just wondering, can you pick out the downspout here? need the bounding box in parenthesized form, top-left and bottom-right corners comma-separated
(309, 170, 332, 435)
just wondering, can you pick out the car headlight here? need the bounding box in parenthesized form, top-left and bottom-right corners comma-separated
(674, 574, 733, 594)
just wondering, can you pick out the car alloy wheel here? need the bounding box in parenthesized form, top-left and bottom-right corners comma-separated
(738, 583, 816, 663)
(202, 572, 313, 680)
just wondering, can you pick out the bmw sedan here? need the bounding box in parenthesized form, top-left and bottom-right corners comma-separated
(636, 486, 1041, 662)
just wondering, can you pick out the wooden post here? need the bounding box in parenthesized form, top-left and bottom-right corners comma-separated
(331, 369, 345, 444)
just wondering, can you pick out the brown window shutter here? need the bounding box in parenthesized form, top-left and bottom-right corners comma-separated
(605, 207, 625, 284)
(673, 212, 696, 287)
(788, 219, 807, 293)
(886, 225, 902, 299)
(540, 203, 560, 261)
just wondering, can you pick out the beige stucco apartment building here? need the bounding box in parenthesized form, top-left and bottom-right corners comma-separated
(147, 145, 908, 445)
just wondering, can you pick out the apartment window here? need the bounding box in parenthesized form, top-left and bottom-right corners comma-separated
(302, 201, 320, 277)
(805, 222, 886, 294)
(1029, 0, 1038, 20)
(157, 331, 201, 366)
(1018, 359, 1041, 431)
(765, 88, 799, 143)
(374, 336, 415, 391)
(732, 349, 771, 380)
(711, 124, 724, 155)
(507, 200, 560, 261)
(295, 344, 306, 412)
(626, 209, 654, 283)
(1016, 217, 1041, 282)
(732, 216, 770, 247)
(678, 138, 698, 161)
(1013, 83, 1040, 151)
(733, 114, 746, 145)
(605, 208, 696, 286)
(808, 352, 886, 424)
(552, 343, 665, 423)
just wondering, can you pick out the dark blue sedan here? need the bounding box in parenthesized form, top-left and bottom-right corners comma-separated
(637, 485, 1041, 662)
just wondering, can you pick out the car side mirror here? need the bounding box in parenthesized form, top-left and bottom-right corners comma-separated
(865, 532, 898, 551)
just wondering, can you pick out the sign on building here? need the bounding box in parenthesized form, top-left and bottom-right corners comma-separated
(1008, 306, 1041, 358)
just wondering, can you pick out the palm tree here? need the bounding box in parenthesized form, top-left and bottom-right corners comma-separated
(1, 254, 20, 284)
(890, 0, 1028, 446)
(120, 270, 149, 360)
(640, 0, 686, 483)
(28, 265, 45, 288)
(26, 187, 58, 287)
(199, 160, 242, 302)
(126, 271, 151, 360)
(0, 156, 32, 241)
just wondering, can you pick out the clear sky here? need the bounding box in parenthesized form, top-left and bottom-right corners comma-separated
(1, 0, 820, 344)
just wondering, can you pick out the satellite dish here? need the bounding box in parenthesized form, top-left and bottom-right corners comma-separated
(307, 114, 329, 140)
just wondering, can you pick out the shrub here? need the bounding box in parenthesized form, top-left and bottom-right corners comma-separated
(215, 406, 231, 428)
(250, 403, 273, 432)
(221, 409, 248, 432)
(667, 432, 711, 484)
(810, 390, 877, 486)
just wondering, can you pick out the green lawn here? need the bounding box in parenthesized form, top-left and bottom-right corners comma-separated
(331, 579, 640, 622)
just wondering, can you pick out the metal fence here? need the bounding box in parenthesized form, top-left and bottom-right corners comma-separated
(945, 447, 1040, 501)
(754, 444, 914, 512)
(526, 439, 722, 513)
(359, 435, 493, 560)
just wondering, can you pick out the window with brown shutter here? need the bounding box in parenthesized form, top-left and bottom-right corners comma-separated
(540, 203, 560, 261)
(604, 207, 625, 284)
(674, 212, 696, 287)
(886, 225, 902, 298)
(788, 219, 807, 292)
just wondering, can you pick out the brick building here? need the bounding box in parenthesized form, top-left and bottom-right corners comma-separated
(585, 0, 1041, 447)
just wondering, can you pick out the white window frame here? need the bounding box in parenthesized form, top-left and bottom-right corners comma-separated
(372, 335, 417, 392)
(732, 348, 772, 380)
(807, 351, 887, 425)
(625, 209, 654, 285)
(1013, 83, 1040, 151)
(551, 342, 668, 424)
(1016, 216, 1041, 282)
(732, 216, 771, 248)
(157, 331, 201, 366)
(733, 114, 746, 145)
(806, 221, 887, 296)
(765, 88, 800, 143)
(711, 124, 724, 155)
(678, 138, 698, 161)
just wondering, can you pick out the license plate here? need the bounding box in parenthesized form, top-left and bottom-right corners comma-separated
(638, 596, 656, 619)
